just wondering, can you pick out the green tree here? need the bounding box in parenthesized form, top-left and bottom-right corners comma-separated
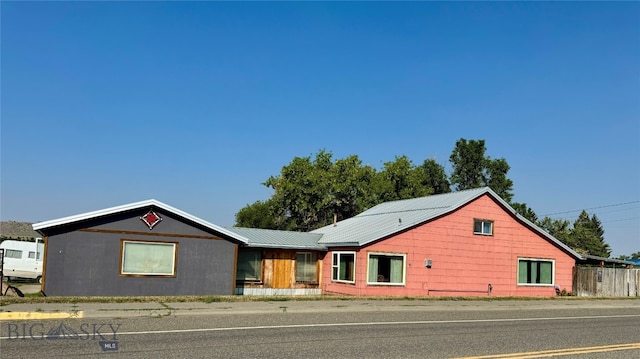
(571, 211, 611, 257)
(511, 202, 538, 223)
(449, 138, 513, 202)
(247, 150, 379, 231)
(449, 138, 486, 190)
(263, 150, 332, 231)
(538, 216, 573, 248)
(537, 212, 612, 258)
(235, 199, 282, 230)
(485, 158, 514, 203)
(374, 156, 434, 202)
(617, 251, 640, 260)
(236, 140, 513, 231)
(236, 151, 451, 231)
(419, 159, 451, 194)
(326, 155, 377, 224)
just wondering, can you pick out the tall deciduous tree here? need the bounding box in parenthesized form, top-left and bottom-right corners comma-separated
(236, 140, 514, 231)
(235, 199, 282, 230)
(249, 150, 379, 231)
(326, 155, 377, 224)
(236, 150, 451, 231)
(449, 138, 486, 190)
(420, 159, 451, 195)
(449, 138, 514, 202)
(263, 150, 332, 231)
(374, 156, 435, 203)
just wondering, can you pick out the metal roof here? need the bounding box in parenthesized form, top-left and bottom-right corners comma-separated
(579, 254, 635, 266)
(29, 190, 585, 260)
(226, 227, 326, 250)
(313, 187, 490, 246)
(32, 199, 250, 244)
(312, 187, 583, 259)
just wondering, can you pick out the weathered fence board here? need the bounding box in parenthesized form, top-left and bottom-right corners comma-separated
(573, 267, 640, 297)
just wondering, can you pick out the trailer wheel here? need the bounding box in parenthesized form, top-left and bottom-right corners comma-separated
(36, 276, 42, 284)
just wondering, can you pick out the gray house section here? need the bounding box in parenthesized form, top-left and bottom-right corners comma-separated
(34, 201, 247, 296)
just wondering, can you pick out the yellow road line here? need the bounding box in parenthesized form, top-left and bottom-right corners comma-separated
(453, 342, 640, 359)
(0, 311, 84, 320)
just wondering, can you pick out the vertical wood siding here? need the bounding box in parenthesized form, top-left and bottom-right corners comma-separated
(238, 250, 324, 292)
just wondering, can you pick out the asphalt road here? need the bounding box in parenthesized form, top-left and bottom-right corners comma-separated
(1, 300, 639, 358)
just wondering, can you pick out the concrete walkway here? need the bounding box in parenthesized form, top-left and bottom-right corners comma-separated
(2, 298, 639, 320)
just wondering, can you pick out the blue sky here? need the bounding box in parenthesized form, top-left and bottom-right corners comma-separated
(1, 2, 638, 256)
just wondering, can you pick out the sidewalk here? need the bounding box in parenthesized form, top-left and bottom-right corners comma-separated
(2, 298, 639, 320)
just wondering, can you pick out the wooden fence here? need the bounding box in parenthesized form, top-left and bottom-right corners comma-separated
(573, 266, 639, 297)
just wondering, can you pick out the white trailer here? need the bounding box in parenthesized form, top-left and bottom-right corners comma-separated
(0, 239, 43, 282)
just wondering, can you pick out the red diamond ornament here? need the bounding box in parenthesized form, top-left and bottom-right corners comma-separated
(141, 210, 162, 230)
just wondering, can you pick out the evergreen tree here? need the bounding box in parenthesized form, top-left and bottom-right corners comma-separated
(538, 217, 574, 248)
(511, 202, 538, 223)
(571, 211, 611, 257)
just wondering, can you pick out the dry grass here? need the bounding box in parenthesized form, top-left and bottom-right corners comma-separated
(2, 293, 632, 306)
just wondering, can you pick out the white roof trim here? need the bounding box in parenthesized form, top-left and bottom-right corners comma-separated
(32, 199, 249, 244)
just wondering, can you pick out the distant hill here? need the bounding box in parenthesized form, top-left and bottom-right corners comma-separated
(0, 221, 41, 240)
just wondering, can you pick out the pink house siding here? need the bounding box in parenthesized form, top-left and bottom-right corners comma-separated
(322, 194, 575, 297)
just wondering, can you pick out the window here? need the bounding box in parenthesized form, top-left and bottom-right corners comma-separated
(518, 258, 554, 285)
(296, 252, 318, 283)
(28, 251, 36, 259)
(367, 253, 406, 285)
(120, 240, 177, 276)
(474, 219, 493, 235)
(331, 251, 355, 283)
(37, 242, 44, 261)
(4, 249, 22, 259)
(237, 249, 262, 281)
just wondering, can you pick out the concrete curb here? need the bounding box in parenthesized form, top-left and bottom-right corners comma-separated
(0, 311, 84, 320)
(1, 299, 639, 320)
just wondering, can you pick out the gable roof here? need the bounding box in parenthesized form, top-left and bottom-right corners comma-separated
(312, 187, 582, 259)
(226, 227, 325, 250)
(30, 190, 585, 260)
(32, 199, 250, 244)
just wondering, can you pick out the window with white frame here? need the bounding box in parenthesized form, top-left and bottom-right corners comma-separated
(28, 251, 36, 259)
(473, 219, 493, 235)
(331, 251, 355, 283)
(518, 258, 554, 285)
(295, 252, 318, 283)
(236, 249, 262, 281)
(367, 253, 406, 285)
(120, 240, 177, 276)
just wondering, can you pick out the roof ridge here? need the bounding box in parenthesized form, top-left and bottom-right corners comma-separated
(370, 187, 489, 205)
(357, 205, 451, 218)
(32, 199, 250, 245)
